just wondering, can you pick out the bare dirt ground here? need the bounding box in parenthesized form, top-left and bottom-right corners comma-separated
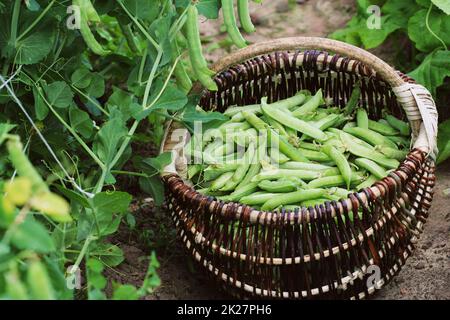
(107, 0, 450, 300)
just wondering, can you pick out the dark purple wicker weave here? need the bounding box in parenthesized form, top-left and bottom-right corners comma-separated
(160, 38, 437, 299)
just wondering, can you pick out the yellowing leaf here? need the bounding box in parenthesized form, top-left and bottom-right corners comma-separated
(30, 192, 72, 223)
(5, 177, 32, 206)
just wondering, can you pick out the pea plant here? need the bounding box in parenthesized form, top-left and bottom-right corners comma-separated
(331, 0, 450, 164)
(0, 0, 257, 299)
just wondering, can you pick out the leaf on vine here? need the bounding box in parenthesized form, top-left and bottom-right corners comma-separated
(408, 49, 450, 96)
(44, 81, 74, 109)
(437, 119, 450, 164)
(408, 9, 450, 52)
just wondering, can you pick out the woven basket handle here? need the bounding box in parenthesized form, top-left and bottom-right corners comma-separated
(208, 37, 438, 159)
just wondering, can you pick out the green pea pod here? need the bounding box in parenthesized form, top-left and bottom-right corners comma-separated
(73, 0, 110, 56)
(301, 198, 331, 208)
(27, 261, 55, 300)
(368, 119, 399, 136)
(297, 141, 321, 151)
(339, 131, 400, 169)
(242, 111, 310, 162)
(354, 158, 388, 180)
(376, 146, 408, 161)
(269, 147, 290, 164)
(185, 5, 218, 90)
(385, 114, 410, 136)
(210, 171, 235, 191)
(203, 163, 240, 181)
(258, 177, 304, 193)
(291, 89, 324, 117)
(322, 144, 352, 189)
(343, 83, 361, 116)
(251, 169, 321, 182)
(356, 108, 369, 129)
(344, 126, 398, 149)
(307, 172, 365, 189)
(224, 104, 261, 117)
(280, 161, 332, 171)
(261, 188, 327, 211)
(188, 164, 203, 180)
(222, 0, 247, 48)
(387, 135, 410, 148)
(5, 269, 29, 300)
(356, 174, 378, 190)
(313, 114, 341, 131)
(220, 182, 259, 202)
(237, 0, 255, 33)
(297, 148, 331, 162)
(220, 142, 256, 191)
(261, 105, 328, 142)
(240, 192, 278, 205)
(342, 122, 356, 130)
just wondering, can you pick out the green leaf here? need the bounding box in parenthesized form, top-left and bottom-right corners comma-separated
(197, 0, 221, 19)
(359, 15, 401, 48)
(408, 50, 450, 96)
(69, 106, 94, 139)
(122, 0, 160, 20)
(11, 218, 55, 253)
(71, 68, 93, 89)
(408, 9, 450, 52)
(93, 191, 132, 215)
(15, 29, 54, 65)
(139, 152, 172, 174)
(437, 118, 450, 164)
(44, 81, 74, 109)
(0, 123, 15, 146)
(113, 284, 140, 300)
(85, 73, 105, 98)
(91, 243, 124, 267)
(432, 0, 450, 15)
(139, 176, 164, 206)
(93, 115, 127, 166)
(133, 84, 187, 121)
(33, 87, 48, 120)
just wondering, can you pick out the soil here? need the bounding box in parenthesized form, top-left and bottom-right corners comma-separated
(106, 0, 450, 300)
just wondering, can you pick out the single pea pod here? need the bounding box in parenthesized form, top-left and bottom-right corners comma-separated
(354, 158, 388, 180)
(258, 177, 304, 193)
(235, 138, 266, 189)
(297, 141, 321, 151)
(355, 174, 378, 190)
(251, 169, 322, 182)
(300, 198, 330, 208)
(240, 192, 278, 205)
(188, 164, 204, 180)
(297, 148, 331, 162)
(261, 188, 327, 211)
(27, 261, 55, 300)
(356, 108, 369, 129)
(322, 144, 352, 189)
(343, 83, 361, 116)
(307, 172, 365, 189)
(376, 146, 408, 161)
(387, 135, 410, 148)
(344, 126, 398, 149)
(220, 182, 259, 202)
(385, 114, 410, 136)
(224, 104, 261, 117)
(280, 161, 333, 171)
(237, 0, 255, 33)
(291, 89, 324, 117)
(210, 171, 235, 191)
(73, 0, 110, 56)
(222, 0, 247, 48)
(368, 119, 399, 136)
(269, 147, 290, 164)
(342, 122, 356, 130)
(185, 5, 218, 90)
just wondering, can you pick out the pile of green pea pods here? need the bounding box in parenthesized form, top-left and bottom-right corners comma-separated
(186, 87, 411, 212)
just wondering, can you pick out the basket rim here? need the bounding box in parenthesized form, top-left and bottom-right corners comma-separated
(161, 45, 435, 226)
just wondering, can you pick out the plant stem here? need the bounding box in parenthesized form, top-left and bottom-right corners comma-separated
(10, 0, 21, 44)
(17, 0, 57, 42)
(426, 3, 448, 51)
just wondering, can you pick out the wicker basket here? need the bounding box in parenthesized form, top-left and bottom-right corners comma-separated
(160, 38, 438, 299)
